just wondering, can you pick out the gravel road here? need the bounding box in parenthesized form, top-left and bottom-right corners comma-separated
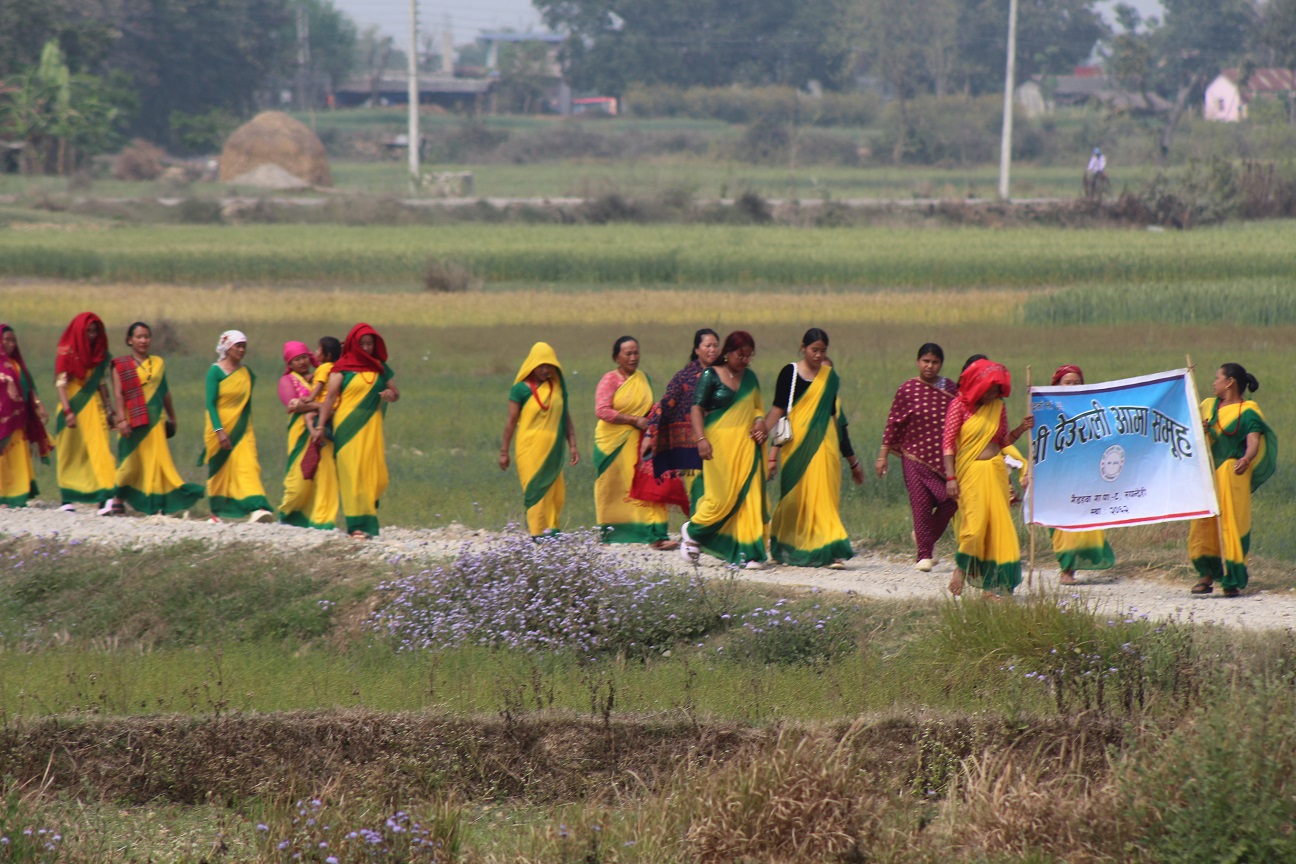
(4, 502, 1295, 632)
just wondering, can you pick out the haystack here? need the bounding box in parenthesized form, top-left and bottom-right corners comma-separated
(219, 111, 331, 187)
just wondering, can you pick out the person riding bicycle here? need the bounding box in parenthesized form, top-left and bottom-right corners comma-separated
(1085, 147, 1107, 196)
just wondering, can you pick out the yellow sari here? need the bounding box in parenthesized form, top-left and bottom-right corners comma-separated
(594, 369, 668, 544)
(333, 364, 393, 537)
(115, 356, 203, 514)
(953, 400, 1021, 594)
(769, 367, 852, 567)
(1188, 399, 1276, 591)
(55, 360, 117, 505)
(279, 370, 338, 530)
(511, 343, 569, 537)
(200, 365, 271, 518)
(1051, 529, 1115, 573)
(689, 368, 768, 565)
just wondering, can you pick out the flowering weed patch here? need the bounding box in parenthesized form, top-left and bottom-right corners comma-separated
(254, 795, 461, 863)
(718, 594, 860, 665)
(369, 530, 722, 658)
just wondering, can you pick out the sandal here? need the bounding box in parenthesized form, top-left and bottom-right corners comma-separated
(1223, 587, 1240, 598)
(650, 539, 680, 551)
(1190, 579, 1214, 595)
(350, 530, 371, 541)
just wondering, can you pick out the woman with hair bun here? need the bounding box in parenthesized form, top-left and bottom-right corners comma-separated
(764, 327, 863, 568)
(878, 342, 959, 571)
(110, 322, 203, 515)
(682, 330, 769, 569)
(1189, 362, 1277, 597)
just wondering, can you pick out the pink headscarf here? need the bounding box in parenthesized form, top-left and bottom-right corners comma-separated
(282, 340, 313, 373)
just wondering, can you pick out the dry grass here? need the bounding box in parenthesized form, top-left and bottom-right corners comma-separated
(0, 282, 1023, 329)
(937, 744, 1127, 864)
(683, 723, 866, 864)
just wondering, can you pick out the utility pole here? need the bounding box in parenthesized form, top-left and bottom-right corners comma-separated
(296, 2, 311, 111)
(407, 0, 421, 190)
(997, 0, 1018, 201)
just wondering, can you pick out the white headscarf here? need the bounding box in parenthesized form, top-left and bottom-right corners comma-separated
(215, 330, 248, 360)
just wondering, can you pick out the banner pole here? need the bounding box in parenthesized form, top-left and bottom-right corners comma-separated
(1186, 354, 1227, 582)
(1025, 365, 1035, 588)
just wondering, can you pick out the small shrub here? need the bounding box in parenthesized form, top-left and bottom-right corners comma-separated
(1119, 678, 1296, 864)
(368, 530, 723, 657)
(113, 139, 166, 181)
(172, 197, 223, 225)
(0, 783, 63, 862)
(735, 191, 772, 224)
(720, 595, 858, 665)
(422, 258, 478, 292)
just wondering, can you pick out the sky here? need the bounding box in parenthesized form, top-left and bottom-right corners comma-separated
(333, 0, 1166, 57)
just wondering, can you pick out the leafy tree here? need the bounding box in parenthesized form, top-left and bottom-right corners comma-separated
(103, 0, 295, 142)
(0, 0, 116, 76)
(285, 0, 358, 104)
(1106, 3, 1156, 108)
(536, 0, 851, 94)
(496, 41, 555, 114)
(1254, 0, 1296, 124)
(842, 0, 958, 161)
(953, 0, 1108, 95)
(0, 40, 128, 174)
(1150, 0, 1255, 158)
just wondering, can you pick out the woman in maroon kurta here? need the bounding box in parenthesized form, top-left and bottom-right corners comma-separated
(876, 343, 958, 571)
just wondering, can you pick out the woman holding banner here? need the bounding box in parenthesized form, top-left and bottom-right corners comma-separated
(1049, 364, 1115, 584)
(942, 358, 1033, 597)
(1189, 363, 1276, 597)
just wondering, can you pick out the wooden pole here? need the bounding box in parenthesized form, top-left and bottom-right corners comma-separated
(1186, 355, 1227, 581)
(1026, 365, 1035, 588)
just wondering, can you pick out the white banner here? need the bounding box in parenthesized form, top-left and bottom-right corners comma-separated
(1028, 369, 1217, 530)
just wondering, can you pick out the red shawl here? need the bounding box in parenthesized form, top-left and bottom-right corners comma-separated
(113, 356, 150, 429)
(958, 359, 1012, 407)
(1051, 364, 1084, 386)
(332, 323, 388, 375)
(56, 312, 107, 380)
(0, 324, 54, 457)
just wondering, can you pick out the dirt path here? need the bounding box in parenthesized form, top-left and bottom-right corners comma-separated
(3, 503, 1294, 631)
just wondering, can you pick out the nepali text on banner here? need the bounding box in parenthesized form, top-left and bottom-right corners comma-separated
(1028, 369, 1217, 530)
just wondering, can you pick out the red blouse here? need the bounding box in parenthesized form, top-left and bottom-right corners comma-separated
(882, 377, 957, 471)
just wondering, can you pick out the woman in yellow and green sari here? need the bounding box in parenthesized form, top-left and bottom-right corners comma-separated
(1188, 363, 1276, 598)
(110, 322, 203, 515)
(500, 342, 579, 537)
(1047, 364, 1115, 584)
(54, 312, 118, 514)
(593, 336, 674, 548)
(682, 330, 770, 569)
(765, 328, 865, 568)
(315, 323, 398, 539)
(200, 330, 273, 523)
(278, 340, 337, 530)
(942, 359, 1034, 597)
(0, 324, 54, 507)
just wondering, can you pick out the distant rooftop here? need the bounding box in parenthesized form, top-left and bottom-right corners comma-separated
(478, 32, 565, 44)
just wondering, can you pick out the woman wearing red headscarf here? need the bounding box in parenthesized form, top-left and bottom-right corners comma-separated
(941, 358, 1033, 597)
(0, 324, 54, 507)
(314, 323, 398, 539)
(54, 312, 119, 514)
(1048, 364, 1115, 584)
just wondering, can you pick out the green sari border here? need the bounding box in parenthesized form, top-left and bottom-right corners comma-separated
(778, 368, 838, 496)
(54, 358, 108, 434)
(209, 493, 272, 519)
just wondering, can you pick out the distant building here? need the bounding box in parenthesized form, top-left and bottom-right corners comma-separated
(1204, 68, 1296, 122)
(1016, 72, 1169, 117)
(478, 32, 571, 114)
(333, 74, 493, 111)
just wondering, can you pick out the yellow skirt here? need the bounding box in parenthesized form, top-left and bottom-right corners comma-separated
(0, 430, 38, 507)
(954, 458, 1021, 594)
(55, 378, 116, 505)
(279, 419, 339, 530)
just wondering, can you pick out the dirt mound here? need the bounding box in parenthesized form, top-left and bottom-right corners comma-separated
(227, 162, 312, 190)
(218, 111, 331, 187)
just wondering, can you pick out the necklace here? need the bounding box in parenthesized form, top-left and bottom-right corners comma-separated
(1209, 398, 1243, 437)
(135, 355, 153, 386)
